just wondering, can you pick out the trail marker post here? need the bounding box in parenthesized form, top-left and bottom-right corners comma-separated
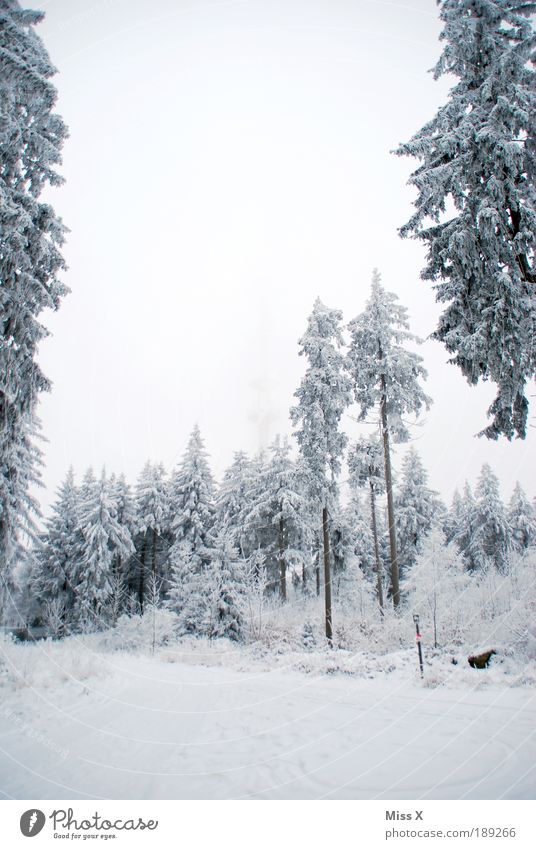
(413, 613, 424, 677)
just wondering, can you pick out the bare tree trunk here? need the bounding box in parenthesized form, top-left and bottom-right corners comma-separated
(322, 506, 333, 644)
(369, 481, 384, 613)
(278, 516, 286, 601)
(139, 534, 147, 615)
(380, 374, 400, 608)
(315, 533, 321, 596)
(151, 527, 157, 579)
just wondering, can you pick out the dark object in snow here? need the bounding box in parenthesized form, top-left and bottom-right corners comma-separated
(451, 657, 458, 665)
(0, 625, 47, 642)
(468, 650, 497, 669)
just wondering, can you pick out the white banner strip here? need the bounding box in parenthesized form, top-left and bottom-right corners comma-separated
(1, 799, 534, 848)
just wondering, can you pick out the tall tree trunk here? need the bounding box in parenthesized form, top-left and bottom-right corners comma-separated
(315, 532, 321, 596)
(322, 505, 333, 644)
(380, 374, 400, 607)
(278, 516, 286, 601)
(151, 527, 157, 579)
(369, 481, 384, 613)
(139, 534, 147, 615)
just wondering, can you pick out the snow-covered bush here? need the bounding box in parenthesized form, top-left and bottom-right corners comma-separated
(404, 528, 471, 647)
(102, 610, 179, 653)
(0, 635, 105, 691)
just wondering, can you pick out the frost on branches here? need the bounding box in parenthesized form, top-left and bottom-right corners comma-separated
(0, 2, 68, 602)
(396, 447, 445, 575)
(396, 0, 536, 440)
(291, 298, 352, 639)
(405, 527, 471, 648)
(167, 426, 217, 632)
(346, 269, 431, 606)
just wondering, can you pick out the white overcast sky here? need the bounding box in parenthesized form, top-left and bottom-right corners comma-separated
(36, 0, 534, 510)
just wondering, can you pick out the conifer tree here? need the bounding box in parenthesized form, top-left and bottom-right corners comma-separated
(242, 436, 308, 601)
(473, 463, 511, 572)
(0, 4, 68, 603)
(135, 462, 168, 612)
(168, 426, 215, 560)
(32, 467, 79, 634)
(345, 492, 376, 579)
(348, 435, 386, 611)
(76, 471, 134, 628)
(346, 270, 431, 607)
(444, 488, 464, 544)
(396, 447, 444, 574)
(239, 450, 274, 569)
(215, 450, 252, 558)
(167, 426, 216, 628)
(203, 527, 243, 640)
(1, 412, 46, 617)
(291, 298, 352, 640)
(109, 474, 136, 578)
(508, 482, 536, 552)
(454, 481, 479, 568)
(396, 0, 536, 439)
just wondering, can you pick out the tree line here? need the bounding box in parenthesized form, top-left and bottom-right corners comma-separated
(1, 0, 534, 632)
(16, 373, 534, 642)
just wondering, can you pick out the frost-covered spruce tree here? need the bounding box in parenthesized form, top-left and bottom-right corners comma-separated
(395, 0, 536, 440)
(508, 482, 536, 552)
(395, 447, 444, 575)
(215, 450, 252, 558)
(167, 426, 216, 630)
(330, 494, 376, 608)
(0, 4, 68, 599)
(31, 467, 79, 634)
(134, 461, 169, 613)
(329, 497, 352, 579)
(101, 474, 135, 618)
(238, 450, 274, 566)
(345, 493, 376, 578)
(78, 467, 97, 508)
(203, 527, 243, 640)
(473, 463, 511, 572)
(75, 471, 134, 629)
(346, 270, 431, 607)
(454, 481, 479, 567)
(291, 298, 352, 641)
(405, 527, 471, 648)
(109, 474, 136, 572)
(168, 426, 215, 560)
(444, 488, 464, 543)
(2, 411, 46, 618)
(243, 436, 308, 601)
(348, 435, 386, 612)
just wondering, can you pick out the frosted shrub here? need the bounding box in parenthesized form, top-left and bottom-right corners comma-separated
(0, 636, 104, 691)
(105, 610, 179, 653)
(405, 529, 472, 648)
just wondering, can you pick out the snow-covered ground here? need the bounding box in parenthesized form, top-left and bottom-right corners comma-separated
(0, 637, 534, 800)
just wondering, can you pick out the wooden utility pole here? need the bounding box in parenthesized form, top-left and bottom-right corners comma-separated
(322, 506, 333, 644)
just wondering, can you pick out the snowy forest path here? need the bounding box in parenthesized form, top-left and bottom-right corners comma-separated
(0, 653, 534, 800)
